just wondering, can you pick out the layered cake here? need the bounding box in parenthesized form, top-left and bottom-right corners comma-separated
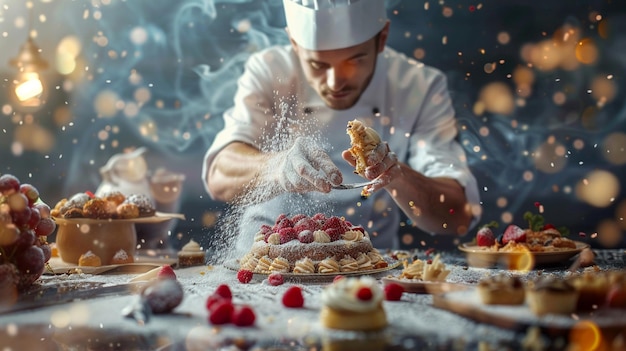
(238, 214, 388, 274)
(320, 276, 387, 331)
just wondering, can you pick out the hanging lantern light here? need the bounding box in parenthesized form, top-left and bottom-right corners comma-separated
(9, 35, 49, 113)
(9, 4, 48, 112)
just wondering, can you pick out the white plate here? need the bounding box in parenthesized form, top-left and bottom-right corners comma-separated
(458, 241, 589, 269)
(224, 258, 402, 282)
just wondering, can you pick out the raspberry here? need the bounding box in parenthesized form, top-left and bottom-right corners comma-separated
(502, 224, 526, 244)
(231, 305, 256, 327)
(237, 269, 253, 284)
(297, 230, 314, 244)
(311, 213, 326, 221)
(273, 217, 294, 232)
(214, 284, 232, 299)
(268, 273, 284, 286)
(321, 216, 343, 231)
(278, 227, 297, 244)
(157, 265, 177, 280)
(476, 227, 495, 247)
(356, 287, 373, 301)
(542, 223, 556, 230)
(384, 283, 404, 301)
(351, 225, 365, 234)
(208, 299, 234, 325)
(282, 286, 304, 308)
(325, 227, 343, 241)
(294, 217, 319, 232)
(206, 293, 226, 311)
(259, 224, 273, 236)
(290, 214, 307, 223)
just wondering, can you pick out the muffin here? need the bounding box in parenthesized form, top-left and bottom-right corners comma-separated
(320, 276, 387, 331)
(123, 194, 156, 217)
(177, 239, 205, 267)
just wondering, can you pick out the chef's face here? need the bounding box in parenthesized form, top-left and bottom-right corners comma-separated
(290, 22, 389, 110)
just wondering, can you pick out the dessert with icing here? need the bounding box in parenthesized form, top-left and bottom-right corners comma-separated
(477, 274, 525, 305)
(52, 192, 155, 220)
(177, 239, 205, 267)
(346, 119, 382, 176)
(525, 276, 579, 315)
(238, 213, 388, 274)
(110, 249, 134, 265)
(397, 254, 450, 281)
(320, 276, 387, 331)
(78, 251, 102, 267)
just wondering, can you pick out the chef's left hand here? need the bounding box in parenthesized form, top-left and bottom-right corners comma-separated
(341, 142, 401, 193)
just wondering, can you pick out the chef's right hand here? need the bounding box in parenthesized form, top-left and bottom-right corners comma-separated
(275, 137, 343, 193)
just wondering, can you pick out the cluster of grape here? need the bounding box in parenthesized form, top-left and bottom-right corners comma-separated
(0, 174, 56, 292)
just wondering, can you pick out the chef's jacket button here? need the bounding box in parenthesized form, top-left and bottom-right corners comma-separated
(372, 107, 380, 116)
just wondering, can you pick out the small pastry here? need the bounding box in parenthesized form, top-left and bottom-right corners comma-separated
(177, 239, 205, 267)
(477, 274, 525, 305)
(110, 249, 134, 264)
(78, 251, 102, 267)
(526, 277, 579, 315)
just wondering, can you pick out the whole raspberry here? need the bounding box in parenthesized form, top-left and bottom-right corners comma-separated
(268, 273, 284, 286)
(297, 230, 314, 244)
(231, 305, 256, 327)
(278, 227, 297, 244)
(282, 286, 304, 308)
(237, 269, 253, 284)
(325, 227, 343, 241)
(214, 284, 232, 299)
(384, 283, 404, 301)
(208, 299, 234, 325)
(321, 216, 343, 231)
(356, 287, 373, 301)
(206, 293, 226, 311)
(157, 265, 177, 280)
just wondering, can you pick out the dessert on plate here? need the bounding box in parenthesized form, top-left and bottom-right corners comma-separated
(238, 213, 387, 274)
(477, 274, 525, 305)
(177, 239, 205, 267)
(320, 276, 387, 331)
(397, 254, 450, 281)
(525, 276, 579, 315)
(78, 251, 102, 267)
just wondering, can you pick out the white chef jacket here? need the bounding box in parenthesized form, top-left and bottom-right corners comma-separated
(202, 45, 480, 253)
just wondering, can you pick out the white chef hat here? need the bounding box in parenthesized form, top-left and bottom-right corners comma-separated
(283, 0, 388, 51)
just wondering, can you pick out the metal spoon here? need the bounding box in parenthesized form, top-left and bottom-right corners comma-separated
(331, 180, 377, 190)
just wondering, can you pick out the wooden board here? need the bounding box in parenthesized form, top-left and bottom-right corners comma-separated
(432, 289, 626, 337)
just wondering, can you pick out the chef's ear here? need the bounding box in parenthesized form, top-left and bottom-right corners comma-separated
(376, 21, 390, 54)
(286, 27, 299, 54)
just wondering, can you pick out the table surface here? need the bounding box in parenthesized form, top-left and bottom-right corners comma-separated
(1, 248, 625, 351)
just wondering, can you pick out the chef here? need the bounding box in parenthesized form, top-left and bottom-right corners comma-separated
(202, 0, 481, 253)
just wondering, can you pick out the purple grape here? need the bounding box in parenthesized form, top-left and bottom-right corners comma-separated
(26, 207, 41, 230)
(19, 183, 39, 205)
(0, 174, 20, 195)
(34, 218, 56, 237)
(9, 230, 36, 252)
(33, 202, 51, 219)
(10, 206, 32, 228)
(15, 245, 45, 276)
(38, 242, 52, 263)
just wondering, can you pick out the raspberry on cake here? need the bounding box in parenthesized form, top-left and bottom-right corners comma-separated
(320, 276, 387, 331)
(239, 213, 388, 274)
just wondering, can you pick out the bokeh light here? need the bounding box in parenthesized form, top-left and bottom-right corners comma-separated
(576, 170, 620, 208)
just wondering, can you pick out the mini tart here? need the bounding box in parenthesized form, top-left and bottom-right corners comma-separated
(78, 251, 102, 267)
(477, 274, 525, 305)
(346, 119, 381, 175)
(320, 276, 387, 331)
(110, 249, 134, 264)
(177, 239, 205, 267)
(526, 277, 579, 316)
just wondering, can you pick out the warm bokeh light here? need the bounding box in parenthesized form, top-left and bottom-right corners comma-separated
(569, 321, 603, 351)
(533, 139, 567, 174)
(595, 219, 624, 248)
(477, 82, 515, 115)
(602, 132, 626, 165)
(576, 170, 620, 208)
(575, 38, 599, 65)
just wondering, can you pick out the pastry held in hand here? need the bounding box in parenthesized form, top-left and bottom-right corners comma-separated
(346, 119, 382, 175)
